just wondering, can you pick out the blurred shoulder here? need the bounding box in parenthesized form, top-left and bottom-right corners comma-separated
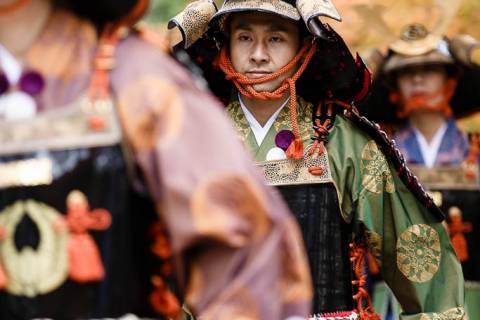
(112, 28, 200, 92)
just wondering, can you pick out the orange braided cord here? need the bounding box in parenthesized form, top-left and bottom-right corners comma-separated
(391, 79, 457, 119)
(0, 0, 29, 15)
(308, 101, 333, 158)
(218, 43, 315, 97)
(350, 242, 380, 320)
(219, 43, 316, 159)
(88, 25, 121, 100)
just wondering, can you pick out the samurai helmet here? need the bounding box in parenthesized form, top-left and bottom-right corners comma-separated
(383, 24, 454, 74)
(360, 23, 480, 123)
(168, 0, 371, 108)
(169, 0, 342, 49)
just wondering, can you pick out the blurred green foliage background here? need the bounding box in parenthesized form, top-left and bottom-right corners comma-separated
(143, 0, 188, 23)
(143, 0, 222, 23)
(142, 0, 480, 53)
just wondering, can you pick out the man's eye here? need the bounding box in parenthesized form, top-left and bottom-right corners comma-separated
(270, 37, 283, 43)
(238, 35, 251, 41)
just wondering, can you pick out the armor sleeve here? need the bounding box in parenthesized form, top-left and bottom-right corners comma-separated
(328, 115, 466, 320)
(112, 36, 312, 319)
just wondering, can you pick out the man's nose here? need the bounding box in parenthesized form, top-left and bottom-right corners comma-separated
(412, 71, 425, 83)
(249, 42, 269, 64)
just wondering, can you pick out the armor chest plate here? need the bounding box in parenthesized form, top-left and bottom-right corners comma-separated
(0, 99, 157, 319)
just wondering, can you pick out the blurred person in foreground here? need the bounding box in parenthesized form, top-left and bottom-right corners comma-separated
(0, 0, 312, 319)
(361, 23, 480, 320)
(170, 1, 466, 319)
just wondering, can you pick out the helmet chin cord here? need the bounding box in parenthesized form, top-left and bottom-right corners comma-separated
(218, 42, 316, 159)
(390, 79, 457, 118)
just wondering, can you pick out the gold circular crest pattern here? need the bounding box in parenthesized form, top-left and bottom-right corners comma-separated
(361, 140, 395, 194)
(397, 224, 441, 283)
(0, 200, 69, 297)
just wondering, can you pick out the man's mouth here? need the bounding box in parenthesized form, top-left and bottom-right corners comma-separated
(411, 91, 427, 98)
(245, 71, 271, 79)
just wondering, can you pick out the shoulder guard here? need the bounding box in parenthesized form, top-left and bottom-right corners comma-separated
(340, 103, 445, 221)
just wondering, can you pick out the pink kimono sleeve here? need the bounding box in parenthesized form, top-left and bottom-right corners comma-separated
(112, 37, 312, 319)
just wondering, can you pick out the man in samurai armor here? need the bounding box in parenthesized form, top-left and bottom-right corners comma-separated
(363, 23, 480, 169)
(0, 0, 313, 319)
(170, 1, 466, 319)
(360, 23, 480, 320)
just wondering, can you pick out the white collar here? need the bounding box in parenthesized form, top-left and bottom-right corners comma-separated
(0, 43, 22, 84)
(238, 93, 289, 146)
(413, 121, 448, 168)
(0, 44, 37, 120)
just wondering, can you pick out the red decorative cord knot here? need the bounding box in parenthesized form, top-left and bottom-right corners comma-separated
(218, 42, 317, 159)
(286, 137, 305, 160)
(308, 100, 334, 160)
(308, 166, 324, 176)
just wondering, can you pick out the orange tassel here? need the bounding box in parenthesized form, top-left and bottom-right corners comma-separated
(0, 265, 6, 289)
(350, 242, 381, 320)
(150, 277, 181, 318)
(286, 138, 304, 159)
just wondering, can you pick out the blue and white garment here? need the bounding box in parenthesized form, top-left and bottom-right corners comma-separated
(394, 118, 470, 167)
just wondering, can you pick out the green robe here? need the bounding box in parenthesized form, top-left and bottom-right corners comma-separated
(227, 96, 466, 320)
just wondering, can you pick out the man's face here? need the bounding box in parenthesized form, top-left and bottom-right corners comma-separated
(229, 12, 301, 93)
(396, 65, 448, 102)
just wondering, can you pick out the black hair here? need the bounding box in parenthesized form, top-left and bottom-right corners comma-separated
(54, 0, 138, 26)
(386, 61, 460, 91)
(217, 12, 311, 50)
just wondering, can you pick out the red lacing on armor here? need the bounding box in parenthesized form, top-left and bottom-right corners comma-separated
(88, 0, 150, 100)
(218, 42, 317, 159)
(308, 99, 354, 176)
(307, 101, 332, 177)
(88, 25, 121, 101)
(350, 242, 380, 320)
(88, 17, 181, 317)
(149, 222, 181, 318)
